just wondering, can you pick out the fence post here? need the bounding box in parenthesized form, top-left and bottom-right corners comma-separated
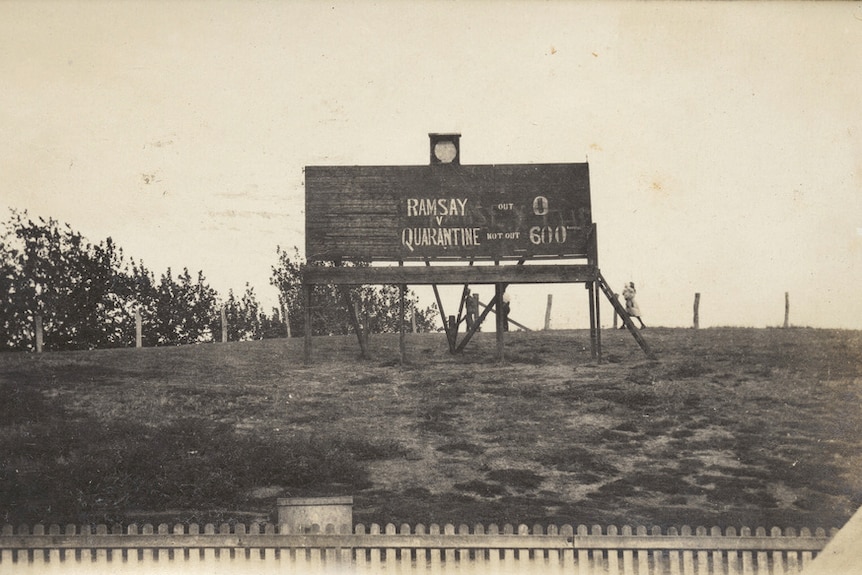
(784, 292, 790, 328)
(283, 304, 292, 338)
(135, 308, 143, 348)
(693, 293, 700, 329)
(34, 314, 43, 353)
(221, 306, 228, 343)
(544, 294, 553, 330)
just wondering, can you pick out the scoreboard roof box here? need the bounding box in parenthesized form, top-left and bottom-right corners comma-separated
(305, 162, 592, 262)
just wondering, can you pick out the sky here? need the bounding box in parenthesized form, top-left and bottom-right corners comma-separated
(2, 0, 861, 331)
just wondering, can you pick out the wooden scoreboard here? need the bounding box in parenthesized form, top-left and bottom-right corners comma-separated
(305, 163, 593, 263)
(301, 134, 652, 363)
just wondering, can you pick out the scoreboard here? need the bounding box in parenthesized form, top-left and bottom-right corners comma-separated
(305, 163, 592, 262)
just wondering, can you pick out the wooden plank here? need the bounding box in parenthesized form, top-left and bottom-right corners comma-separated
(1, 524, 13, 567)
(459, 524, 473, 571)
(710, 527, 723, 575)
(47, 524, 62, 569)
(769, 527, 785, 575)
(753, 527, 768, 575)
(354, 524, 368, 573)
(303, 264, 598, 285)
(502, 524, 516, 573)
(652, 526, 665, 574)
(726, 527, 740, 575)
(667, 527, 681, 575)
(622, 525, 636, 575)
(590, 525, 605, 574)
(576, 525, 590, 575)
(476, 299, 531, 331)
(800, 528, 814, 571)
(473, 524, 487, 571)
(518, 524, 532, 571)
(487, 524, 501, 572)
(429, 524, 441, 573)
(0, 531, 829, 552)
(444, 524, 456, 566)
(696, 527, 709, 574)
(369, 523, 382, 572)
(636, 526, 650, 575)
(546, 525, 562, 574)
(741, 527, 754, 575)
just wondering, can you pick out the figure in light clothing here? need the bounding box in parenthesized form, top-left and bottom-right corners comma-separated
(621, 282, 646, 329)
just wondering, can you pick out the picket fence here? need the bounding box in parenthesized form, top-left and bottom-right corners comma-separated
(0, 521, 835, 574)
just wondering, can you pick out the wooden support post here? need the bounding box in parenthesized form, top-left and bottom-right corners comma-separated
(221, 306, 228, 343)
(303, 284, 312, 364)
(693, 293, 700, 329)
(594, 282, 602, 363)
(399, 283, 406, 365)
(456, 293, 499, 353)
(476, 300, 531, 332)
(34, 314, 43, 353)
(456, 283, 470, 328)
(339, 286, 367, 358)
(426, 260, 456, 353)
(362, 311, 370, 348)
(433, 285, 455, 352)
(411, 306, 417, 333)
(613, 293, 619, 329)
(587, 283, 597, 361)
(784, 292, 790, 328)
(448, 315, 457, 349)
(135, 308, 142, 348)
(544, 294, 553, 330)
(495, 284, 505, 362)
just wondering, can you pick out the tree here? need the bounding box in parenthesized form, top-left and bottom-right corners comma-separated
(151, 268, 219, 346)
(259, 307, 287, 339)
(0, 210, 137, 351)
(270, 246, 439, 338)
(0, 208, 272, 351)
(223, 284, 263, 342)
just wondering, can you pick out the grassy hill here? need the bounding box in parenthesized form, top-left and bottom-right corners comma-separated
(1, 327, 860, 532)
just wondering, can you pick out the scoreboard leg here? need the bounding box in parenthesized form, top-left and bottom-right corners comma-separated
(303, 283, 313, 365)
(399, 283, 406, 365)
(495, 283, 505, 362)
(594, 282, 602, 363)
(588, 282, 597, 362)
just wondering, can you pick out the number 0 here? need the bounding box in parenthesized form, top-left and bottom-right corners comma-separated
(532, 196, 549, 216)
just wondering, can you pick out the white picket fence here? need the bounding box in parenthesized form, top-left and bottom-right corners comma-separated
(0, 521, 835, 574)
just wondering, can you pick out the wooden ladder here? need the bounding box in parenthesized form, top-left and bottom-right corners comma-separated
(596, 272, 656, 359)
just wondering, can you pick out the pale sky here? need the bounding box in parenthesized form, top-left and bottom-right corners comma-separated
(2, 1, 860, 330)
